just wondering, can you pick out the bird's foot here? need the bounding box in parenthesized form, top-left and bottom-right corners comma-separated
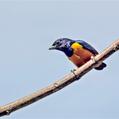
(71, 69, 79, 80)
(91, 56, 102, 68)
(91, 56, 97, 64)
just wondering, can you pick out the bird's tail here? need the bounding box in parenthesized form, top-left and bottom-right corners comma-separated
(95, 62, 107, 70)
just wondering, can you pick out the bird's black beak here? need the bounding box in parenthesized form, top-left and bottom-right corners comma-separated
(49, 46, 57, 50)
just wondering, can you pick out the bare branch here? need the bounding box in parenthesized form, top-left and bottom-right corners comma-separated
(0, 39, 119, 117)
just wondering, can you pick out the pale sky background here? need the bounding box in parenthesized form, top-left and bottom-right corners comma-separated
(0, 1, 119, 119)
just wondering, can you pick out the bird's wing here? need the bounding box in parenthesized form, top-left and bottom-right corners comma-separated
(76, 40, 98, 55)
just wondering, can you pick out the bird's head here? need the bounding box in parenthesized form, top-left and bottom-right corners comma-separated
(49, 38, 75, 57)
(49, 38, 74, 52)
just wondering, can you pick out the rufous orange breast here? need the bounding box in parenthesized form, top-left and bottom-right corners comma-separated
(68, 42, 94, 67)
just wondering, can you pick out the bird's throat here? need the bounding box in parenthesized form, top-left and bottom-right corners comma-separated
(63, 48, 73, 57)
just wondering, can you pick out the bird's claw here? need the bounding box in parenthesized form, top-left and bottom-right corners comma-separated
(91, 56, 102, 68)
(91, 56, 97, 64)
(71, 69, 79, 80)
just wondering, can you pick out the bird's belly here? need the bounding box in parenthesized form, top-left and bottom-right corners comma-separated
(69, 54, 84, 67)
(69, 49, 94, 67)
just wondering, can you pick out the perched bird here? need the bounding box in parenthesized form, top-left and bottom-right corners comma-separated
(49, 38, 106, 70)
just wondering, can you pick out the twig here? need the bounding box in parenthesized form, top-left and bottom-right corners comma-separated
(0, 39, 119, 117)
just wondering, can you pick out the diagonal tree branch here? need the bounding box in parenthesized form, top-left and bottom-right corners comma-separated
(0, 39, 119, 117)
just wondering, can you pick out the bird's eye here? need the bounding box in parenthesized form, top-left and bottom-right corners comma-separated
(56, 42, 61, 46)
(52, 42, 61, 46)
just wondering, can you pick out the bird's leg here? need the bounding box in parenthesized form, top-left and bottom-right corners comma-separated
(91, 56, 97, 63)
(71, 69, 79, 80)
(91, 56, 102, 68)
